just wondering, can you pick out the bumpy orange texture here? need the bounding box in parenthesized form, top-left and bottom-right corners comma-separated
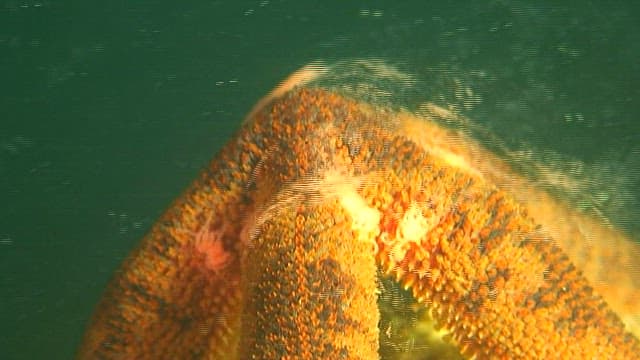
(78, 87, 640, 359)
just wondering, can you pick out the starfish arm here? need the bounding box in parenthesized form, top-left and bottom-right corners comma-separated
(240, 200, 380, 359)
(77, 117, 262, 358)
(371, 151, 640, 358)
(237, 88, 385, 358)
(397, 109, 640, 340)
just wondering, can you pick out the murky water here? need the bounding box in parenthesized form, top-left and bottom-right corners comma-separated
(2, 1, 639, 358)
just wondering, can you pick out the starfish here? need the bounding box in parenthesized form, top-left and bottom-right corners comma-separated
(78, 68, 640, 359)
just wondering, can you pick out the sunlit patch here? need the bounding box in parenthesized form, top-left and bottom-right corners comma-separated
(397, 203, 429, 244)
(382, 202, 430, 264)
(322, 170, 381, 243)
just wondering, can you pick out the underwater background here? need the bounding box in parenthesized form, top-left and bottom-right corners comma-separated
(1, 1, 639, 358)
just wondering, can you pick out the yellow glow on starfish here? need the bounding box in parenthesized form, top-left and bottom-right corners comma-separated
(77, 66, 640, 359)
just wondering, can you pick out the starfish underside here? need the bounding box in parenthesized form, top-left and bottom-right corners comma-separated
(78, 87, 640, 359)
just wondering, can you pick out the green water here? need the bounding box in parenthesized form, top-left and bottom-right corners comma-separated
(2, 1, 639, 358)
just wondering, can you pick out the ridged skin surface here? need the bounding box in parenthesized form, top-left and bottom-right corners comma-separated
(78, 87, 640, 359)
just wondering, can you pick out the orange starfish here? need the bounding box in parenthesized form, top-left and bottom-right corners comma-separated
(78, 68, 640, 359)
